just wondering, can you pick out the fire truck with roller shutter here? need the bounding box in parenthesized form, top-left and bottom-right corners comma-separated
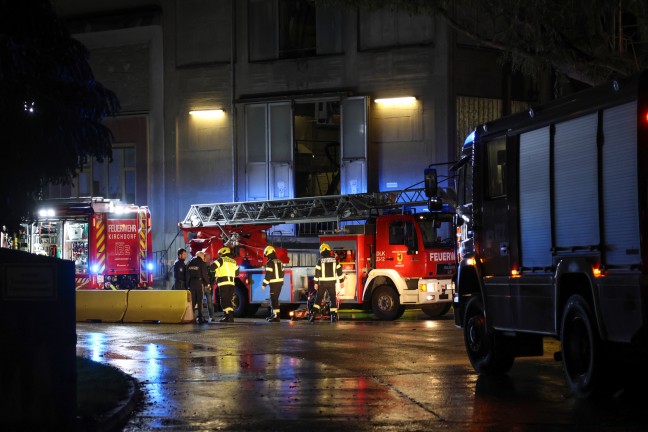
(26, 197, 154, 289)
(180, 169, 456, 320)
(450, 72, 648, 398)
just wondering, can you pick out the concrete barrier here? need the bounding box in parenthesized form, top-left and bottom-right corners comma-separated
(76, 290, 128, 322)
(123, 290, 194, 323)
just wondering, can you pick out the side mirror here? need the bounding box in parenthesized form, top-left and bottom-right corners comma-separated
(424, 168, 438, 198)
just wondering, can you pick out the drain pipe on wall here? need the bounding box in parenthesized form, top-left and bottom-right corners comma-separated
(230, 0, 238, 201)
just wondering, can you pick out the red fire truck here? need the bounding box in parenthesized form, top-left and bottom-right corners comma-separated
(26, 197, 154, 290)
(180, 170, 456, 320)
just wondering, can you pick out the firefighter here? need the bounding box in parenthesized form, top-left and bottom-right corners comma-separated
(187, 251, 209, 324)
(310, 243, 344, 323)
(261, 245, 284, 323)
(215, 246, 239, 322)
(173, 248, 188, 290)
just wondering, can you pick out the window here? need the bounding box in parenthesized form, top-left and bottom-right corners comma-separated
(77, 147, 136, 202)
(486, 138, 506, 198)
(248, 0, 343, 61)
(359, 8, 434, 50)
(455, 156, 473, 207)
(389, 220, 418, 251)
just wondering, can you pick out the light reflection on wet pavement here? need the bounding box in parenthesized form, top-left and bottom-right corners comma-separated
(76, 311, 648, 431)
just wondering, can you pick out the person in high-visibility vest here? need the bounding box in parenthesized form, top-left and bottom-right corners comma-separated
(261, 245, 284, 323)
(310, 243, 344, 323)
(215, 246, 239, 322)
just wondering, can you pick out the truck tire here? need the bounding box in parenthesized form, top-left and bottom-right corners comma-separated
(463, 295, 514, 375)
(371, 285, 400, 320)
(246, 304, 260, 316)
(422, 303, 451, 318)
(560, 294, 607, 398)
(232, 285, 249, 317)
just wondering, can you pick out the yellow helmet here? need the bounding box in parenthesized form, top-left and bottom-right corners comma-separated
(319, 243, 331, 253)
(263, 245, 275, 256)
(218, 247, 231, 256)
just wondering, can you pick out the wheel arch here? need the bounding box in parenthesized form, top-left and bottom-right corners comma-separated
(555, 261, 604, 339)
(455, 257, 485, 327)
(362, 270, 401, 305)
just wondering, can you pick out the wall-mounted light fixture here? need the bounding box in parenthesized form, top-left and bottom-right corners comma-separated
(374, 96, 417, 107)
(189, 109, 225, 119)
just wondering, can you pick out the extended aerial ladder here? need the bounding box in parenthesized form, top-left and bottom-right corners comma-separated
(180, 186, 454, 229)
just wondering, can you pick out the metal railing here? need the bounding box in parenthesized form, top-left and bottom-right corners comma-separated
(153, 228, 184, 286)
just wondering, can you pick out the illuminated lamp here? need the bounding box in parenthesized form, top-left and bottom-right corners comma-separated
(189, 109, 225, 119)
(374, 96, 416, 107)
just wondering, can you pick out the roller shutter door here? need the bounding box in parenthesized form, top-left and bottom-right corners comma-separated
(602, 102, 640, 266)
(554, 114, 599, 248)
(519, 127, 552, 268)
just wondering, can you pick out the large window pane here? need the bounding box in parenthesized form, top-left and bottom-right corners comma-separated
(279, 0, 316, 58)
(124, 148, 135, 168)
(125, 171, 136, 204)
(249, 0, 277, 61)
(359, 8, 434, 50)
(270, 104, 292, 161)
(92, 159, 105, 196)
(78, 172, 91, 196)
(108, 149, 123, 199)
(246, 105, 267, 163)
(316, 7, 343, 55)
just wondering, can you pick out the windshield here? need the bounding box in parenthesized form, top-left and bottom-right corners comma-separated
(418, 214, 454, 249)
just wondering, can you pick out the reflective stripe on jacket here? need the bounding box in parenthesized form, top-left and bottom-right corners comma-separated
(314, 257, 343, 283)
(263, 258, 284, 286)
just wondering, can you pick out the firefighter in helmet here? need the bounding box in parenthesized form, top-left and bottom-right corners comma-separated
(187, 251, 210, 324)
(215, 246, 239, 322)
(310, 243, 344, 322)
(261, 245, 284, 322)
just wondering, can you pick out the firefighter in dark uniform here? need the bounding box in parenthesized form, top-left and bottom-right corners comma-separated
(310, 243, 344, 322)
(187, 251, 209, 324)
(262, 245, 284, 322)
(173, 248, 188, 290)
(215, 246, 239, 322)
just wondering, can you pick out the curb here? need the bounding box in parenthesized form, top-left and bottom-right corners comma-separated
(77, 374, 141, 432)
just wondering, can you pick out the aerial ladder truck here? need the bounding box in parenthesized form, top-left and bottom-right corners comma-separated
(179, 169, 456, 320)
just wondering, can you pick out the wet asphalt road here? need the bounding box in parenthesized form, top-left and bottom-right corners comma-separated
(76, 310, 648, 431)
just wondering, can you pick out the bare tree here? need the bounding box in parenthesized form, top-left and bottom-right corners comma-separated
(315, 0, 648, 86)
(0, 0, 119, 231)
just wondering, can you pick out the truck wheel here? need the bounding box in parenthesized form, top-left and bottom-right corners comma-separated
(372, 285, 400, 320)
(232, 285, 249, 317)
(422, 303, 451, 318)
(463, 296, 514, 375)
(560, 294, 606, 398)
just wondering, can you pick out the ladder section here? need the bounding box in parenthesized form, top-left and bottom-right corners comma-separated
(181, 189, 429, 227)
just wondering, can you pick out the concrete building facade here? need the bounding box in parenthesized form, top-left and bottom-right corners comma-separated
(48, 0, 531, 281)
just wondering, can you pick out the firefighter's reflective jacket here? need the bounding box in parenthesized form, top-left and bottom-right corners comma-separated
(314, 256, 343, 284)
(262, 258, 284, 287)
(214, 256, 239, 287)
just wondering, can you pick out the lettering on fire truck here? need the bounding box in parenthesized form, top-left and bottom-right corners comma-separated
(429, 251, 455, 262)
(107, 222, 138, 240)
